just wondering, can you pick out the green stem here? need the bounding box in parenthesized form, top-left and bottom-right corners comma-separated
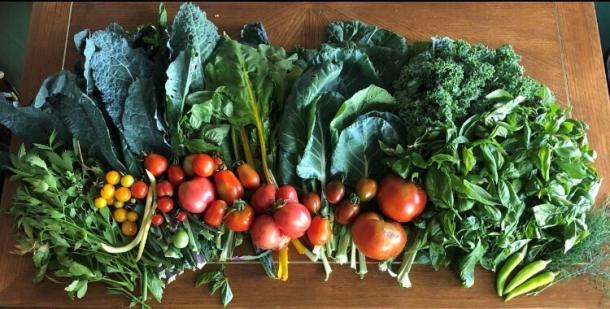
(397, 229, 422, 288)
(358, 250, 367, 279)
(239, 128, 255, 168)
(220, 230, 235, 262)
(320, 246, 332, 281)
(350, 241, 357, 270)
(335, 226, 351, 264)
(230, 128, 241, 162)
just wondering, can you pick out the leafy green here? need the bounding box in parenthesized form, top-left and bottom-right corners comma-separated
(394, 37, 541, 132)
(386, 87, 600, 287)
(331, 112, 405, 185)
(326, 20, 408, 88)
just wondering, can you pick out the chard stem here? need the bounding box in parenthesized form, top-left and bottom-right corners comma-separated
(350, 241, 357, 270)
(358, 251, 367, 279)
(239, 128, 255, 167)
(320, 246, 332, 281)
(220, 230, 235, 262)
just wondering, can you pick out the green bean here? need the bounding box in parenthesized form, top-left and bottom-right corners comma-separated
(496, 245, 528, 296)
(504, 259, 552, 294)
(505, 271, 556, 302)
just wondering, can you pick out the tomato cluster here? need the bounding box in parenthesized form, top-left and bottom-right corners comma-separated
(324, 175, 428, 261)
(94, 170, 141, 237)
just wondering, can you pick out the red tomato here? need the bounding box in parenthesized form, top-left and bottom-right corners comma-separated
(307, 216, 331, 246)
(151, 214, 164, 226)
(131, 181, 148, 199)
(351, 212, 407, 260)
(176, 211, 187, 222)
(167, 165, 186, 186)
(325, 180, 345, 204)
(250, 215, 290, 250)
(276, 185, 298, 203)
(225, 203, 254, 232)
(192, 154, 216, 177)
(236, 162, 260, 189)
(273, 201, 311, 239)
(144, 153, 169, 177)
(302, 192, 321, 214)
(157, 197, 174, 213)
(182, 154, 197, 177)
(334, 195, 360, 225)
(178, 177, 216, 213)
(356, 178, 378, 202)
(203, 200, 227, 228)
(155, 181, 174, 197)
(214, 169, 244, 204)
(250, 184, 277, 214)
(377, 174, 427, 223)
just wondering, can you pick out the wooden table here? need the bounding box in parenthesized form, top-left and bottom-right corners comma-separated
(1, 2, 609, 308)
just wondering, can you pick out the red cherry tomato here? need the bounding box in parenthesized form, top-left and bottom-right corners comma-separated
(250, 184, 277, 214)
(167, 165, 186, 186)
(203, 200, 227, 228)
(192, 154, 217, 177)
(377, 174, 427, 223)
(273, 201, 311, 239)
(214, 168, 244, 204)
(151, 214, 164, 226)
(325, 180, 345, 204)
(131, 181, 148, 200)
(307, 216, 331, 246)
(276, 185, 298, 203)
(302, 192, 321, 214)
(225, 203, 254, 232)
(176, 211, 187, 222)
(351, 212, 407, 260)
(182, 154, 197, 177)
(356, 177, 378, 202)
(236, 162, 260, 189)
(144, 153, 169, 177)
(335, 194, 360, 225)
(250, 215, 290, 250)
(157, 197, 175, 213)
(155, 180, 174, 197)
(178, 177, 216, 213)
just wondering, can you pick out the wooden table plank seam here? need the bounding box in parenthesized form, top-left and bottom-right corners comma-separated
(553, 1, 573, 108)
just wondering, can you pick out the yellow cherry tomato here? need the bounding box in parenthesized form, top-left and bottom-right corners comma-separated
(120, 175, 135, 188)
(127, 211, 138, 222)
(114, 201, 124, 208)
(121, 221, 137, 237)
(94, 197, 107, 209)
(100, 184, 115, 200)
(113, 208, 127, 223)
(105, 170, 121, 185)
(114, 187, 131, 203)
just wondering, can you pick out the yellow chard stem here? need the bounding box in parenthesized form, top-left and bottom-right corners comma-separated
(239, 128, 256, 167)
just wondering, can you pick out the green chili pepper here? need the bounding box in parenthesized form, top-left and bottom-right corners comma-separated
(504, 259, 552, 294)
(496, 245, 528, 296)
(505, 271, 556, 302)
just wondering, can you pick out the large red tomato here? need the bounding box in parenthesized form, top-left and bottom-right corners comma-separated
(351, 212, 407, 260)
(250, 184, 277, 214)
(377, 174, 427, 223)
(273, 201, 311, 239)
(250, 215, 290, 250)
(178, 177, 216, 213)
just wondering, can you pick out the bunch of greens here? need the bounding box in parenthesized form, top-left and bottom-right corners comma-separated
(6, 134, 163, 307)
(385, 87, 600, 288)
(393, 37, 540, 134)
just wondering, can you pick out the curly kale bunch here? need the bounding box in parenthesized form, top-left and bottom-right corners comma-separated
(394, 37, 540, 130)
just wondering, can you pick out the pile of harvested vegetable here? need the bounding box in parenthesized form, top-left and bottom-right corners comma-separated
(0, 2, 608, 307)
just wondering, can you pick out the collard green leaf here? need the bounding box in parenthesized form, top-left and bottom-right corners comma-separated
(296, 91, 344, 185)
(329, 85, 397, 145)
(326, 20, 408, 88)
(121, 78, 171, 156)
(330, 114, 404, 185)
(277, 62, 342, 186)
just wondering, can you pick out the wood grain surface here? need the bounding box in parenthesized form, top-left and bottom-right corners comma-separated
(1, 2, 609, 308)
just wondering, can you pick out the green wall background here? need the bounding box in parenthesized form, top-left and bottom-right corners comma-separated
(0, 2, 609, 89)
